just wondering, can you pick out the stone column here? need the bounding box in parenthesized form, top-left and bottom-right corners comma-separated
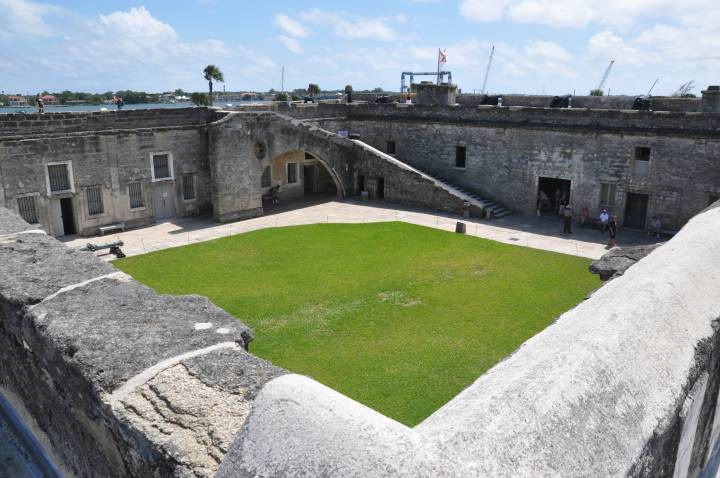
(701, 86, 720, 113)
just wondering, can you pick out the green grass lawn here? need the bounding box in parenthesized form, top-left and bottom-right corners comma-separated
(114, 222, 598, 426)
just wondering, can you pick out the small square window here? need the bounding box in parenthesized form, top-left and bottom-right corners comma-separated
(386, 140, 396, 155)
(455, 146, 467, 169)
(600, 183, 616, 207)
(47, 163, 71, 192)
(182, 175, 195, 200)
(129, 182, 144, 209)
(287, 162, 298, 184)
(86, 186, 104, 215)
(17, 196, 39, 224)
(633, 147, 650, 176)
(261, 166, 272, 188)
(152, 153, 172, 181)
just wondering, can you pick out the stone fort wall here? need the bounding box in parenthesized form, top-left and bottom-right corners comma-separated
(295, 104, 720, 230)
(0, 109, 216, 236)
(2, 104, 719, 235)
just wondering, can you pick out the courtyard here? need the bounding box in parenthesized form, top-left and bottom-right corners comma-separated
(114, 220, 600, 426)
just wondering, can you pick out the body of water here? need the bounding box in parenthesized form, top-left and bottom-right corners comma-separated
(0, 101, 272, 115)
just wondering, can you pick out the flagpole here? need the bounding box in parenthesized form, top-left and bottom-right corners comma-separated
(436, 48, 441, 85)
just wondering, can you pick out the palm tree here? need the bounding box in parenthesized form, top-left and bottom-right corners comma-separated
(203, 65, 224, 106)
(307, 83, 320, 97)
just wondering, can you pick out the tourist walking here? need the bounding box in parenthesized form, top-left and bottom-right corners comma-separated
(608, 216, 618, 248)
(648, 216, 662, 238)
(563, 203, 573, 234)
(36, 95, 44, 114)
(599, 209, 609, 232)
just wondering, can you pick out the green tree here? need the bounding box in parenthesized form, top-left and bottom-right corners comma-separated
(191, 92, 208, 106)
(590, 89, 604, 96)
(203, 65, 224, 106)
(274, 92, 288, 102)
(174, 88, 186, 97)
(372, 87, 384, 93)
(307, 83, 320, 96)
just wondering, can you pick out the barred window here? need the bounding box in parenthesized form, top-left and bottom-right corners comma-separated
(152, 154, 171, 180)
(17, 196, 39, 224)
(86, 187, 104, 215)
(47, 163, 71, 192)
(129, 182, 144, 209)
(182, 175, 195, 200)
(600, 183, 616, 207)
(261, 166, 271, 188)
(287, 162, 298, 184)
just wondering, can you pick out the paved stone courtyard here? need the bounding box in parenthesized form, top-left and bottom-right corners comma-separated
(62, 198, 661, 261)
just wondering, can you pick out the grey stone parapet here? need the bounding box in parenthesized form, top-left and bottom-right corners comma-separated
(0, 107, 215, 139)
(0, 208, 284, 476)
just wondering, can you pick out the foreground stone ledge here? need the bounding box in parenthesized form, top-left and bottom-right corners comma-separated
(0, 207, 284, 476)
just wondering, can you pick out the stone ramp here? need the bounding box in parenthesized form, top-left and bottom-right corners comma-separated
(351, 139, 511, 218)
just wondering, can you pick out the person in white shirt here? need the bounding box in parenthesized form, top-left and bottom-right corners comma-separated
(599, 209, 609, 232)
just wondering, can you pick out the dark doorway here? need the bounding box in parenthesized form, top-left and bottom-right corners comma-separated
(709, 194, 720, 207)
(537, 177, 571, 215)
(304, 165, 316, 194)
(624, 193, 649, 230)
(376, 177, 385, 199)
(357, 174, 365, 195)
(60, 197, 76, 235)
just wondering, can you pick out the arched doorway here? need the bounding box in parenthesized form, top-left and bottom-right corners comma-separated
(264, 150, 343, 203)
(303, 152, 338, 197)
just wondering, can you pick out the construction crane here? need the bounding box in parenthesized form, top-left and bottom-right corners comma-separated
(594, 59, 615, 94)
(481, 45, 495, 95)
(646, 78, 659, 96)
(672, 81, 695, 97)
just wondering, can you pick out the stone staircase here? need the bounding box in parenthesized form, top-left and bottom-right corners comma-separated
(430, 175, 512, 218)
(351, 139, 511, 219)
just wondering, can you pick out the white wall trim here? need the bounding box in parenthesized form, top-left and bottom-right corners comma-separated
(44, 160, 75, 195)
(150, 151, 175, 182)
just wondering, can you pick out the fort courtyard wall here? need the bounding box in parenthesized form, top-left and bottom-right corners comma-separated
(0, 112, 213, 236)
(298, 104, 720, 230)
(2, 104, 719, 234)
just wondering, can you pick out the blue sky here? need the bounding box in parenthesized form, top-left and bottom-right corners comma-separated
(1, 0, 718, 95)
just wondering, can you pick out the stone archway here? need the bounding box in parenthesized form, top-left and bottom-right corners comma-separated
(267, 149, 344, 202)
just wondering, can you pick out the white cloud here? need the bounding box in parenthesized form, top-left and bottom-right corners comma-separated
(459, 0, 509, 22)
(459, 0, 720, 28)
(279, 35, 304, 53)
(9, 6, 276, 92)
(300, 9, 400, 41)
(274, 13, 309, 38)
(0, 0, 62, 37)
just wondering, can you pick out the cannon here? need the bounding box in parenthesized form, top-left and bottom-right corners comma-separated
(78, 240, 126, 258)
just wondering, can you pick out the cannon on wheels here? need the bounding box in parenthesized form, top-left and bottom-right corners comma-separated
(79, 241, 126, 258)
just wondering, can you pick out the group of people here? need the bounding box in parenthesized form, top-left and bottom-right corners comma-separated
(112, 95, 124, 110)
(561, 204, 618, 248)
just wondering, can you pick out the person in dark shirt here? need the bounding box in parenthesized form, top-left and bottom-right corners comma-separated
(36, 95, 44, 113)
(608, 216, 618, 248)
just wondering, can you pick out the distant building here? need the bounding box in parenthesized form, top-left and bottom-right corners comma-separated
(40, 95, 58, 105)
(8, 96, 27, 107)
